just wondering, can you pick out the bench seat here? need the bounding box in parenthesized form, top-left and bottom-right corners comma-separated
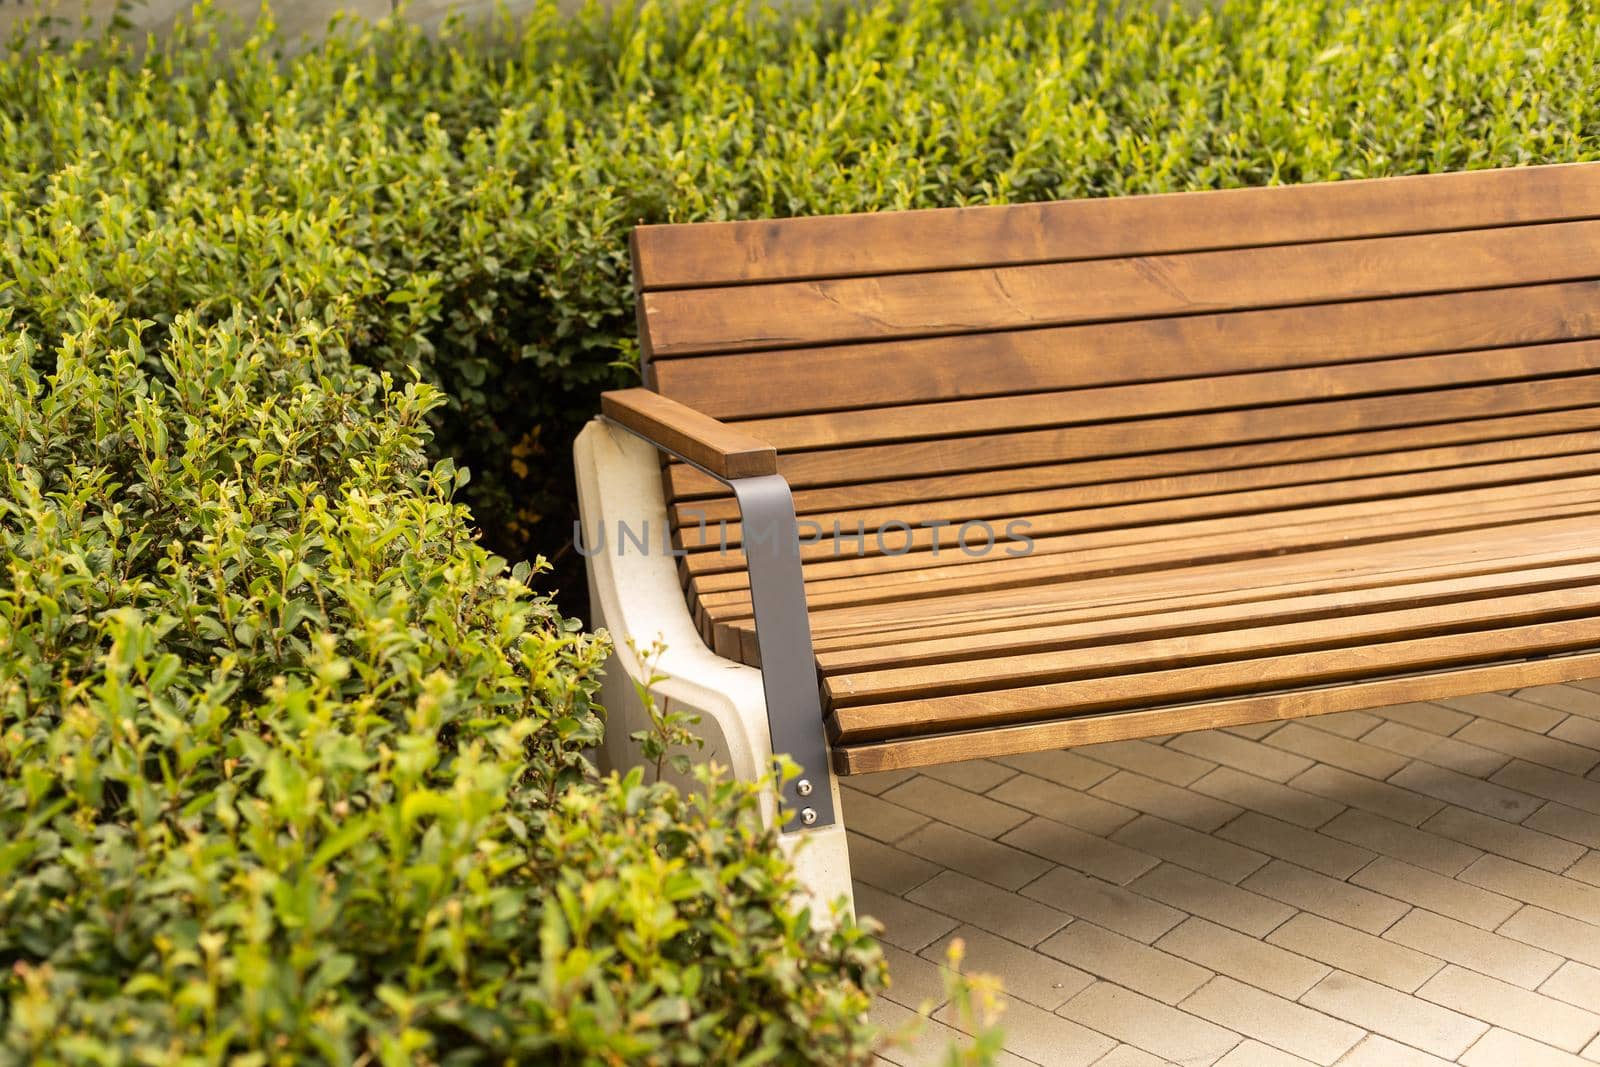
(584, 162, 1600, 904)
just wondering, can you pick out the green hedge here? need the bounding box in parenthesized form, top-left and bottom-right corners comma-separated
(3, 0, 1594, 580)
(0, 304, 885, 1063)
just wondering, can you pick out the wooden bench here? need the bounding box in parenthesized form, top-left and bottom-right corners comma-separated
(577, 162, 1600, 908)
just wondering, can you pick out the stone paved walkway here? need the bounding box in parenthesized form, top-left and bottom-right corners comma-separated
(852, 682, 1600, 1067)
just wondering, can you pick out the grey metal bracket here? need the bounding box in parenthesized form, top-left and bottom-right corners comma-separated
(602, 420, 837, 832)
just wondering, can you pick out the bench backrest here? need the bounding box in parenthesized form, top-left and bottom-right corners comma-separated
(630, 163, 1600, 656)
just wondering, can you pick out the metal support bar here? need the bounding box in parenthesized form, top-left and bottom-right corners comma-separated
(601, 419, 837, 831)
(730, 474, 836, 831)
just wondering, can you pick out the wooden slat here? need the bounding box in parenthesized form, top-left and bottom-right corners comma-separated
(667, 385, 1600, 501)
(654, 281, 1600, 420)
(642, 220, 1600, 357)
(747, 519, 1600, 670)
(831, 616, 1600, 742)
(600, 388, 776, 480)
(702, 500, 1600, 653)
(815, 558, 1600, 673)
(692, 477, 1600, 606)
(678, 452, 1600, 561)
(827, 584, 1600, 708)
(799, 515, 1600, 640)
(727, 341, 1600, 452)
(833, 650, 1600, 774)
(671, 426, 1600, 526)
(634, 162, 1600, 289)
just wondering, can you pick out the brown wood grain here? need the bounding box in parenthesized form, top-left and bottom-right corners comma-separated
(643, 220, 1600, 357)
(600, 387, 776, 480)
(634, 162, 1600, 289)
(832, 650, 1600, 774)
(653, 281, 1600, 420)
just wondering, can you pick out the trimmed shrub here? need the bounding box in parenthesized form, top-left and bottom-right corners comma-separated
(0, 306, 884, 1063)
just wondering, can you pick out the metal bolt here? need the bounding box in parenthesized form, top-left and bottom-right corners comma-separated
(796, 778, 814, 797)
(800, 807, 818, 826)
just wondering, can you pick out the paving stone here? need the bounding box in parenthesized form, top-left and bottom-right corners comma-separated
(858, 882, 960, 952)
(1566, 851, 1600, 889)
(1021, 866, 1186, 944)
(1181, 975, 1363, 1066)
(847, 768, 919, 796)
(1092, 771, 1243, 833)
(1301, 971, 1488, 1061)
(1459, 855, 1600, 925)
(1288, 764, 1441, 826)
(848, 831, 943, 895)
(1388, 760, 1542, 822)
(1130, 863, 1295, 939)
(1419, 805, 1586, 873)
(920, 758, 1019, 794)
(1516, 684, 1600, 720)
(938, 995, 1116, 1067)
(1301, 711, 1382, 740)
(1216, 812, 1375, 879)
(1499, 906, 1600, 970)
(1265, 722, 1409, 780)
(1090, 1046, 1170, 1067)
(1225, 721, 1284, 741)
(1267, 913, 1443, 992)
(1213, 1039, 1316, 1066)
(1242, 860, 1408, 936)
(1551, 715, 1600, 752)
(1384, 908, 1562, 988)
(1542, 960, 1600, 1014)
(1192, 767, 1344, 829)
(1441, 692, 1567, 733)
(1318, 809, 1481, 876)
(1111, 814, 1269, 884)
(1168, 730, 1315, 783)
(1367, 701, 1473, 737)
(1460, 1027, 1598, 1067)
(995, 749, 1118, 790)
(1332, 1033, 1454, 1066)
(926, 925, 1093, 1011)
(1361, 719, 1508, 777)
(1058, 982, 1242, 1067)
(878, 941, 951, 1011)
(870, 995, 1032, 1067)
(843, 786, 933, 842)
(1350, 856, 1519, 930)
(1076, 739, 1217, 786)
(1039, 920, 1211, 1005)
(882, 777, 1030, 839)
(1000, 815, 1160, 886)
(989, 773, 1139, 837)
(907, 871, 1070, 946)
(1157, 917, 1329, 999)
(896, 820, 1052, 892)
(1493, 759, 1600, 816)
(1456, 719, 1600, 777)
(1526, 801, 1600, 849)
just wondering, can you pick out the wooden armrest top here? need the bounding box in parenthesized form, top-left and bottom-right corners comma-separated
(601, 387, 778, 480)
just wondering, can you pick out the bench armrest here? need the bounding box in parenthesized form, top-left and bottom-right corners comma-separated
(596, 389, 834, 832)
(600, 388, 777, 481)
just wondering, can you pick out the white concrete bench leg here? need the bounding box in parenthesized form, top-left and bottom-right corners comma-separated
(574, 418, 854, 917)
